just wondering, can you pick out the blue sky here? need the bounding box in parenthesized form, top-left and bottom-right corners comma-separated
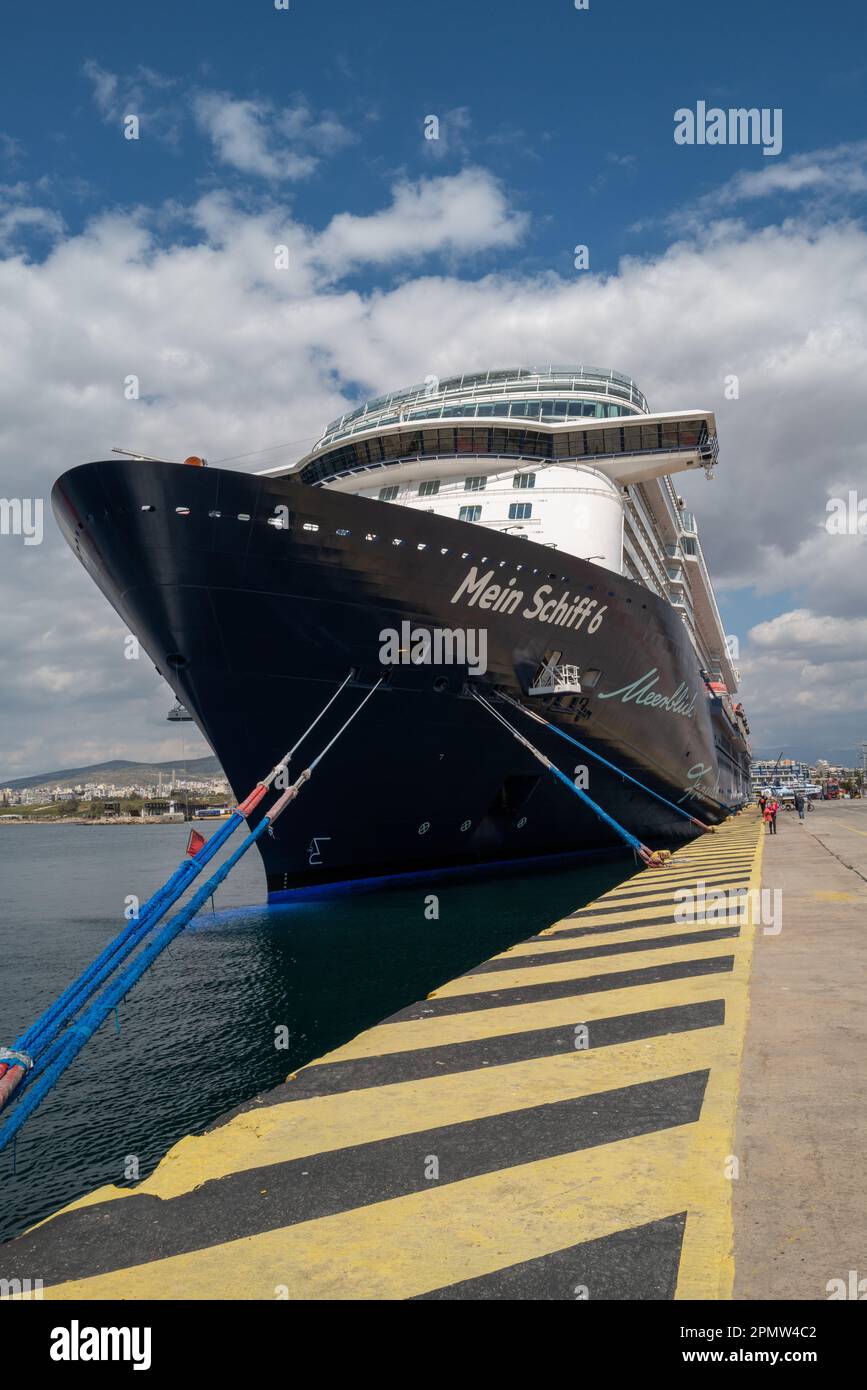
(3, 0, 863, 271)
(1, 0, 866, 773)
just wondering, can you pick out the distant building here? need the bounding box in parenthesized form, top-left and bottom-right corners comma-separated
(750, 759, 814, 798)
(144, 799, 181, 818)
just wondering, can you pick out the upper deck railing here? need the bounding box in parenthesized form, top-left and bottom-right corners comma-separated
(316, 366, 649, 450)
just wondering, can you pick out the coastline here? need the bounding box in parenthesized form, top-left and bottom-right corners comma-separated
(0, 816, 234, 826)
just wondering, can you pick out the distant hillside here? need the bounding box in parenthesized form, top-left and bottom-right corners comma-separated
(2, 755, 223, 791)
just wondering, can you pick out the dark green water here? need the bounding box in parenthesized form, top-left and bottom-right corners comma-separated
(0, 823, 634, 1244)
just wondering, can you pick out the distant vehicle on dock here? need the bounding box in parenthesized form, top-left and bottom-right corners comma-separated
(52, 364, 751, 898)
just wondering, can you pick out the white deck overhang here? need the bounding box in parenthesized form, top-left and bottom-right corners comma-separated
(259, 409, 719, 490)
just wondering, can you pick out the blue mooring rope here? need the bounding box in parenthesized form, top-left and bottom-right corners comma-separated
(497, 693, 716, 827)
(0, 672, 381, 1152)
(0, 819, 271, 1155)
(13, 811, 244, 1064)
(472, 691, 649, 857)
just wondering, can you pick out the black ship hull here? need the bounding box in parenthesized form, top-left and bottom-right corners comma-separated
(52, 460, 751, 899)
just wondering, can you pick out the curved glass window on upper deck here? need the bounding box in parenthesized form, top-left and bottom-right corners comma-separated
(393, 398, 632, 423)
(315, 365, 649, 451)
(298, 417, 712, 487)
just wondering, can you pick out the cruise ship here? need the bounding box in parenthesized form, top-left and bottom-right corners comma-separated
(52, 365, 752, 898)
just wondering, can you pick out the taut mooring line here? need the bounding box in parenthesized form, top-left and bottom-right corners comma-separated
(471, 689, 668, 868)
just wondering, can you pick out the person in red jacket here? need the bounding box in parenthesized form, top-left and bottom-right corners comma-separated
(763, 799, 779, 834)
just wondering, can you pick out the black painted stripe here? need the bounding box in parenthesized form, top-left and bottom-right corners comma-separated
(468, 927, 740, 974)
(415, 1213, 687, 1300)
(531, 913, 737, 942)
(650, 858, 756, 871)
(385, 955, 735, 1022)
(565, 878, 751, 919)
(279, 999, 725, 1100)
(571, 868, 752, 897)
(1, 1072, 709, 1288)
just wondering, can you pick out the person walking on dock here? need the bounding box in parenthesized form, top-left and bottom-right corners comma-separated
(758, 793, 767, 817)
(764, 798, 779, 835)
(794, 790, 806, 822)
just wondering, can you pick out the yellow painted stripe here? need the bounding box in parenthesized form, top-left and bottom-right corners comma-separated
(309, 974, 735, 1064)
(494, 918, 741, 959)
(542, 885, 750, 935)
(430, 936, 735, 999)
(542, 900, 696, 932)
(834, 821, 867, 840)
(674, 819, 764, 1300)
(38, 1125, 706, 1300)
(18, 814, 764, 1301)
(560, 879, 754, 903)
(60, 1028, 720, 1207)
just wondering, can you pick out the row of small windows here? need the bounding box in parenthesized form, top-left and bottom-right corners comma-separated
(379, 472, 537, 502)
(325, 397, 637, 444)
(456, 503, 534, 523)
(403, 398, 633, 422)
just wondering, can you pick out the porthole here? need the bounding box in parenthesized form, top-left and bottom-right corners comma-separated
(238, 513, 251, 522)
(302, 522, 319, 532)
(141, 504, 155, 512)
(208, 510, 221, 518)
(175, 506, 190, 516)
(418, 821, 430, 835)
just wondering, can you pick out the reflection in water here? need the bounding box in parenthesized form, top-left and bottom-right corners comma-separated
(0, 823, 635, 1242)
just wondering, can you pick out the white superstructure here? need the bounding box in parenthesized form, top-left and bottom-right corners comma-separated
(263, 365, 737, 695)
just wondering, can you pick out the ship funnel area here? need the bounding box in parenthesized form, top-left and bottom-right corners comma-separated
(546, 465, 624, 573)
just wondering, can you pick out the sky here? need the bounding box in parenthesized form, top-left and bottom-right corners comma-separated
(1, 0, 866, 778)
